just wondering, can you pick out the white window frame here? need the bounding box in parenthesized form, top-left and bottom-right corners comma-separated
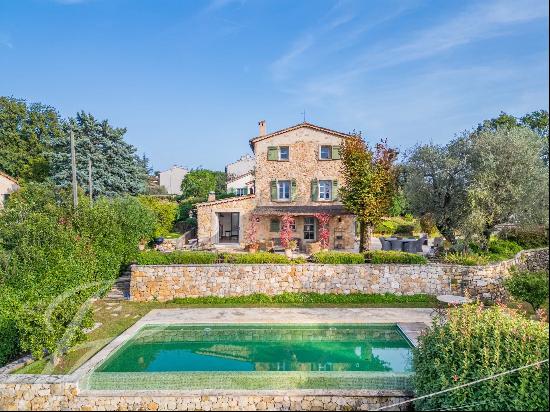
(236, 187, 248, 196)
(319, 145, 331, 160)
(279, 146, 289, 161)
(304, 217, 316, 240)
(277, 180, 291, 200)
(318, 180, 332, 201)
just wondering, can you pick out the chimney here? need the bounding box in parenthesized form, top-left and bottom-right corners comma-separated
(207, 191, 216, 202)
(258, 120, 266, 136)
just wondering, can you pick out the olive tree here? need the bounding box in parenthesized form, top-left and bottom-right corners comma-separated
(402, 136, 472, 244)
(465, 126, 549, 245)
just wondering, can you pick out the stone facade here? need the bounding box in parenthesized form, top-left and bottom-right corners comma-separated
(0, 378, 411, 411)
(130, 249, 548, 303)
(197, 122, 357, 250)
(196, 195, 257, 245)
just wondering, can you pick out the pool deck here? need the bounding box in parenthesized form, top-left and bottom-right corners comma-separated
(73, 308, 431, 382)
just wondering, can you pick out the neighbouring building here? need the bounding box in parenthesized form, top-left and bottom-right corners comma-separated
(0, 171, 19, 208)
(226, 154, 255, 179)
(226, 154, 255, 196)
(159, 165, 188, 195)
(196, 121, 357, 250)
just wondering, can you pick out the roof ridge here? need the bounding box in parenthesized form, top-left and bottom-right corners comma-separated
(196, 194, 255, 207)
(249, 122, 353, 150)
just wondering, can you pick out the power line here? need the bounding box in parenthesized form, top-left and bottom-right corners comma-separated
(375, 359, 549, 411)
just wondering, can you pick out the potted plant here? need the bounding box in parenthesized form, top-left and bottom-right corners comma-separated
(285, 239, 298, 258)
(247, 242, 259, 253)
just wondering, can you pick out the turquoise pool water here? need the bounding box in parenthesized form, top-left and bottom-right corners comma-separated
(87, 324, 413, 390)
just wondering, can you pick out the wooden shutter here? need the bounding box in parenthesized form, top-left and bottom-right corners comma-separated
(311, 178, 318, 201)
(270, 218, 280, 232)
(267, 146, 278, 161)
(332, 146, 341, 159)
(291, 179, 297, 201)
(332, 180, 339, 201)
(270, 180, 277, 200)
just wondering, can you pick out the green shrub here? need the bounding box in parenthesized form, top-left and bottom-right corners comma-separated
(393, 224, 415, 236)
(375, 219, 398, 235)
(0, 183, 155, 364)
(172, 292, 437, 306)
(222, 252, 291, 264)
(365, 250, 428, 264)
(310, 251, 365, 264)
(413, 304, 549, 411)
(137, 195, 178, 238)
(441, 252, 490, 266)
(505, 269, 549, 310)
(135, 250, 218, 265)
(443, 239, 524, 266)
(500, 226, 549, 249)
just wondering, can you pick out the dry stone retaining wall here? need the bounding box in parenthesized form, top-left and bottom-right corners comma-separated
(0, 378, 411, 411)
(130, 249, 548, 302)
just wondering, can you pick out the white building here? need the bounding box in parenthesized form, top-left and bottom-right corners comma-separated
(159, 166, 188, 195)
(226, 171, 255, 196)
(225, 154, 255, 179)
(0, 172, 19, 208)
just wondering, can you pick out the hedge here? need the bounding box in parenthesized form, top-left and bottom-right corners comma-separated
(0, 183, 156, 365)
(365, 250, 428, 264)
(442, 239, 524, 266)
(135, 250, 218, 265)
(499, 226, 549, 249)
(413, 304, 549, 411)
(504, 269, 549, 310)
(222, 252, 293, 264)
(310, 251, 365, 264)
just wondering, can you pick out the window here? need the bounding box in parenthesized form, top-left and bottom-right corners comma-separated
(318, 180, 332, 200)
(320, 145, 331, 160)
(304, 217, 316, 240)
(279, 146, 289, 160)
(270, 218, 280, 232)
(277, 180, 291, 200)
(236, 187, 248, 196)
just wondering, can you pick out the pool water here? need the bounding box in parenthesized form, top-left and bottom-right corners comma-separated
(87, 324, 413, 390)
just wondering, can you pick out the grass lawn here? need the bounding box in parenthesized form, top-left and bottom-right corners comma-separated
(12, 293, 437, 375)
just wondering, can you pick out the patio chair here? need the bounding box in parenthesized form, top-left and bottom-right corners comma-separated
(379, 237, 391, 251)
(403, 241, 417, 253)
(416, 235, 428, 252)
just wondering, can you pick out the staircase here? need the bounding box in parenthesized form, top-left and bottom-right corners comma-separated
(105, 271, 131, 301)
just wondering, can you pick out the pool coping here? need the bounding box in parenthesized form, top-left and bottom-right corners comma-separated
(2, 308, 430, 396)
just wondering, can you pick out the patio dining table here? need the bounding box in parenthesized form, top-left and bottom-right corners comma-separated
(385, 238, 418, 252)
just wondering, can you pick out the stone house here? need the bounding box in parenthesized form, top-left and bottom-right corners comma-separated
(0, 171, 19, 208)
(196, 121, 357, 250)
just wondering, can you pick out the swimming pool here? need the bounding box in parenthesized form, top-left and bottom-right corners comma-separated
(86, 324, 413, 390)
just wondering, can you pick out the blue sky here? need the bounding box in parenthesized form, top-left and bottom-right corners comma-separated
(1, 0, 548, 172)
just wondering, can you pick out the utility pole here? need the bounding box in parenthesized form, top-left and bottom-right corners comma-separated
(88, 156, 93, 205)
(70, 129, 78, 208)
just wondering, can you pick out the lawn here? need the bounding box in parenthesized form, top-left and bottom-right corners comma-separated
(12, 293, 437, 375)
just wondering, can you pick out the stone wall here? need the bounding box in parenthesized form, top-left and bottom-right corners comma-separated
(0, 377, 411, 411)
(130, 249, 548, 302)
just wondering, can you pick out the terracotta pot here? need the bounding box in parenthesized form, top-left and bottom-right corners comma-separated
(248, 246, 258, 253)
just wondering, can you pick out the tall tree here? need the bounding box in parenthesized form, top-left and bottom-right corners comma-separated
(0, 96, 62, 181)
(48, 112, 147, 197)
(180, 169, 227, 199)
(403, 136, 472, 244)
(339, 134, 398, 251)
(465, 126, 548, 246)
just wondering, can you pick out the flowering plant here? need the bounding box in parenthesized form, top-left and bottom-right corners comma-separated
(314, 213, 330, 249)
(244, 214, 258, 246)
(280, 214, 295, 249)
